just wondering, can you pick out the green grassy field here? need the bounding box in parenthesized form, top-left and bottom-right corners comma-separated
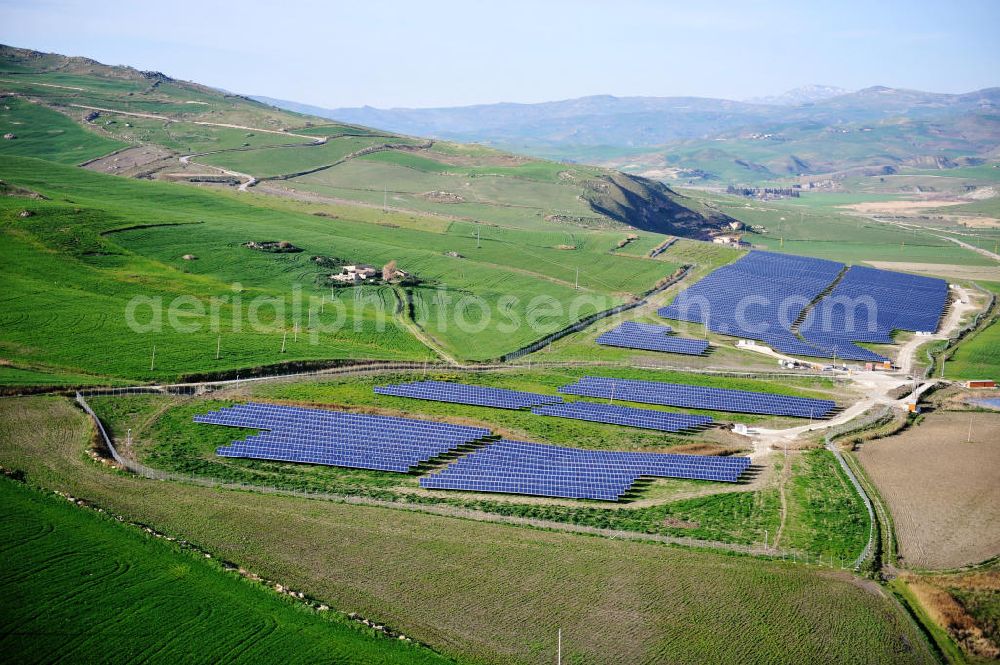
(945, 281, 1000, 380)
(782, 449, 869, 562)
(0, 475, 451, 664)
(0, 395, 936, 665)
(0, 96, 124, 163)
(0, 151, 687, 374)
(679, 188, 997, 266)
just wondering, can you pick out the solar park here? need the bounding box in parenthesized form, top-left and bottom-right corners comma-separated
(658, 250, 948, 362)
(559, 376, 837, 418)
(374, 380, 562, 409)
(596, 321, 709, 355)
(199, 403, 490, 472)
(195, 402, 751, 501)
(420, 440, 751, 501)
(798, 265, 949, 362)
(531, 402, 712, 433)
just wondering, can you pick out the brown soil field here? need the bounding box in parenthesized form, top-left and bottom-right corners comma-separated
(82, 144, 173, 174)
(864, 261, 1000, 282)
(858, 411, 1000, 569)
(840, 200, 967, 215)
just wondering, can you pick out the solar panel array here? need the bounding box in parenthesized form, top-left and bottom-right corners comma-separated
(596, 321, 709, 355)
(374, 380, 563, 410)
(559, 376, 836, 418)
(658, 250, 844, 357)
(420, 439, 751, 500)
(657, 250, 949, 363)
(799, 265, 948, 362)
(531, 401, 712, 433)
(197, 403, 490, 472)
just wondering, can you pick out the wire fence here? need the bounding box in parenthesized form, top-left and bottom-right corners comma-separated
(500, 265, 692, 361)
(823, 405, 896, 570)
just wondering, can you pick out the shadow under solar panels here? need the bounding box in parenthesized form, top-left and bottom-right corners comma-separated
(531, 401, 712, 433)
(374, 380, 563, 410)
(596, 321, 710, 356)
(420, 439, 751, 501)
(558, 376, 836, 418)
(198, 402, 489, 473)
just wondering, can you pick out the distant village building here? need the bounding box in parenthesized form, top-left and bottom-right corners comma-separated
(330, 264, 378, 283)
(728, 221, 744, 231)
(712, 234, 749, 248)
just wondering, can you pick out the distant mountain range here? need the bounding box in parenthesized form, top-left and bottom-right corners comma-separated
(744, 84, 852, 106)
(253, 86, 1000, 182)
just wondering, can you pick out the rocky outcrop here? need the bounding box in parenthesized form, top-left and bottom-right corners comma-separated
(581, 172, 726, 239)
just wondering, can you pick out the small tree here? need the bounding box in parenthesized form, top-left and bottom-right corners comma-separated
(382, 259, 398, 282)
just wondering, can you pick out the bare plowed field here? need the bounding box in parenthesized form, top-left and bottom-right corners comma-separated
(858, 411, 1000, 569)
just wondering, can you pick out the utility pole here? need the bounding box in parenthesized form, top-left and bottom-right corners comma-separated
(575, 266, 579, 290)
(968, 414, 974, 443)
(557, 628, 562, 665)
(216, 335, 221, 360)
(476, 225, 481, 249)
(764, 529, 768, 551)
(150, 345, 156, 372)
(281, 331, 287, 353)
(609, 382, 616, 405)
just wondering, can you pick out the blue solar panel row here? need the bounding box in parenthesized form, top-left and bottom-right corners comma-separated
(531, 401, 712, 433)
(198, 403, 749, 500)
(658, 250, 949, 363)
(799, 265, 948, 362)
(374, 380, 563, 410)
(658, 250, 844, 359)
(198, 403, 489, 472)
(558, 376, 836, 418)
(596, 321, 709, 356)
(420, 439, 751, 501)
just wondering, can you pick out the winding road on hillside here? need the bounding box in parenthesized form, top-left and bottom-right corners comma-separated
(69, 103, 330, 191)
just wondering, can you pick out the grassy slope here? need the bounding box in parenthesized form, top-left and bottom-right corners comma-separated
(946, 281, 1000, 380)
(0, 93, 688, 375)
(0, 96, 124, 163)
(0, 475, 450, 664)
(0, 394, 936, 665)
(0, 157, 431, 379)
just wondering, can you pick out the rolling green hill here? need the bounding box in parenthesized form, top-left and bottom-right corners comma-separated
(0, 473, 449, 663)
(0, 45, 736, 381)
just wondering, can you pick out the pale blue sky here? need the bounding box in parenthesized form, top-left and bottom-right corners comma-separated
(2, 0, 998, 108)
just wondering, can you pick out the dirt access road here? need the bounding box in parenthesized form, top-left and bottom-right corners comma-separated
(69, 104, 327, 191)
(741, 284, 979, 458)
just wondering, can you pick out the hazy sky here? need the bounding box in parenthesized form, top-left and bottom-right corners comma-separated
(2, 0, 998, 108)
